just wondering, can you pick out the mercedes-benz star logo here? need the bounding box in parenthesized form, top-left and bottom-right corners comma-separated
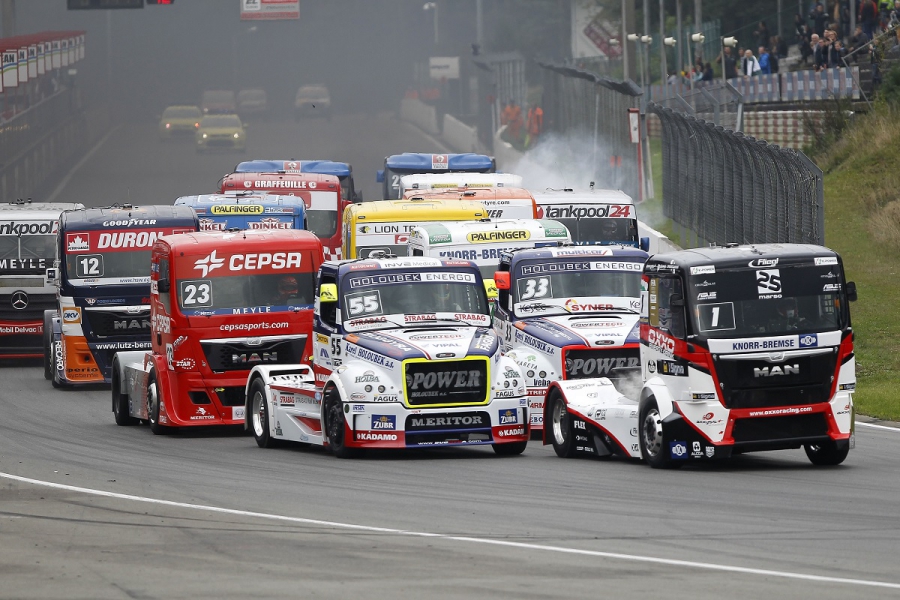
(11, 290, 28, 310)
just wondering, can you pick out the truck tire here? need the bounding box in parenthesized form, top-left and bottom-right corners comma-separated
(492, 440, 527, 456)
(639, 397, 679, 469)
(42, 311, 54, 381)
(147, 371, 170, 435)
(324, 388, 359, 458)
(112, 364, 138, 426)
(250, 378, 277, 448)
(804, 440, 850, 466)
(548, 390, 577, 458)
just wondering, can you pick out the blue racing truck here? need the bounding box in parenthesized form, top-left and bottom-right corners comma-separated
(175, 193, 307, 232)
(43, 204, 199, 387)
(232, 159, 362, 202)
(377, 153, 496, 199)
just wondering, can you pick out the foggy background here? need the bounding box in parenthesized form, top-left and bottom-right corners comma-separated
(9, 1, 569, 119)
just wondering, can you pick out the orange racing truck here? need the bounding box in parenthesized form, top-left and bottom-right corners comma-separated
(110, 229, 324, 433)
(44, 205, 199, 387)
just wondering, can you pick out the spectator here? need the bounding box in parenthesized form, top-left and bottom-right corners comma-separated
(508, 101, 523, 143)
(702, 62, 714, 81)
(769, 38, 782, 72)
(797, 20, 813, 64)
(758, 46, 772, 74)
(717, 45, 738, 79)
(754, 21, 771, 49)
(860, 0, 879, 39)
(850, 25, 871, 52)
(891, 0, 900, 27)
(833, 39, 847, 66)
(526, 103, 543, 148)
(774, 35, 789, 58)
(811, 33, 827, 70)
(741, 49, 761, 76)
(500, 100, 513, 127)
(810, 2, 828, 37)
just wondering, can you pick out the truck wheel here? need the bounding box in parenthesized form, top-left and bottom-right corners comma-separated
(147, 371, 170, 435)
(492, 440, 527, 456)
(250, 378, 277, 448)
(639, 398, 678, 469)
(548, 390, 577, 458)
(50, 341, 69, 389)
(112, 365, 138, 426)
(42, 312, 54, 381)
(804, 440, 850, 466)
(324, 388, 359, 458)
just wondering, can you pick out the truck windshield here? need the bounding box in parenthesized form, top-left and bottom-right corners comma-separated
(0, 234, 55, 261)
(689, 263, 847, 338)
(514, 259, 643, 304)
(177, 271, 317, 315)
(307, 209, 338, 239)
(65, 251, 151, 284)
(550, 217, 637, 245)
(341, 270, 489, 328)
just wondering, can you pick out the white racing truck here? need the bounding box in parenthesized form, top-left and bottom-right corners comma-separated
(244, 255, 530, 457)
(492, 246, 648, 435)
(543, 244, 857, 468)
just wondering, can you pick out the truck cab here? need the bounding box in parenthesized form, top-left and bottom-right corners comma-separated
(111, 229, 324, 433)
(532, 187, 649, 251)
(174, 193, 307, 232)
(244, 255, 529, 457)
(233, 159, 362, 203)
(402, 186, 540, 220)
(491, 246, 649, 432)
(0, 199, 83, 358)
(377, 153, 496, 199)
(541, 243, 857, 468)
(45, 205, 199, 387)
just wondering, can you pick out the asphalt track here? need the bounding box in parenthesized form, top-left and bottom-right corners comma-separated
(2, 114, 900, 599)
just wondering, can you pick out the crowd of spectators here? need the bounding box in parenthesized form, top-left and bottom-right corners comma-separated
(796, 0, 900, 70)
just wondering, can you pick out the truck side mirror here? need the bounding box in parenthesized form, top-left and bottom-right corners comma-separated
(484, 279, 498, 300)
(319, 283, 338, 303)
(45, 268, 58, 286)
(158, 279, 170, 293)
(493, 271, 510, 290)
(846, 281, 857, 302)
(376, 169, 384, 183)
(640, 237, 650, 252)
(669, 293, 684, 307)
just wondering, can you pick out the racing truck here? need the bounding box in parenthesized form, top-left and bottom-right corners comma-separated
(0, 199, 83, 358)
(492, 246, 648, 433)
(543, 244, 857, 468)
(532, 186, 649, 251)
(377, 153, 496, 199)
(174, 192, 307, 232)
(111, 229, 323, 433)
(44, 205, 199, 387)
(219, 171, 345, 261)
(243, 255, 530, 457)
(233, 159, 363, 202)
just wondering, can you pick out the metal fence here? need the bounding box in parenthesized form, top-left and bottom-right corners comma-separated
(472, 52, 528, 150)
(537, 61, 643, 203)
(650, 103, 824, 246)
(653, 80, 743, 131)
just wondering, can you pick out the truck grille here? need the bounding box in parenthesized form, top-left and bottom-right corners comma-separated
(731, 413, 829, 443)
(200, 336, 306, 373)
(715, 352, 837, 409)
(0, 294, 55, 321)
(83, 309, 151, 338)
(564, 348, 641, 382)
(403, 359, 489, 407)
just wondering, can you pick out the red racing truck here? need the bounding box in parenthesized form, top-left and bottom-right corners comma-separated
(219, 172, 346, 261)
(111, 229, 324, 433)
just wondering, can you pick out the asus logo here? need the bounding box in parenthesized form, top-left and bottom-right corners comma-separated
(231, 352, 278, 365)
(753, 364, 799, 377)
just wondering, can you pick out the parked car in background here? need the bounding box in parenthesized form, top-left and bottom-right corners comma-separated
(200, 90, 237, 115)
(236, 89, 269, 120)
(158, 105, 201, 140)
(294, 84, 331, 120)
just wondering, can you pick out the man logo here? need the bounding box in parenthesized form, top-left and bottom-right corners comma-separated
(194, 250, 225, 277)
(11, 290, 28, 310)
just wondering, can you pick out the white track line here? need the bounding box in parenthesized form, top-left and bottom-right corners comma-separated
(857, 422, 900, 431)
(2, 471, 899, 590)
